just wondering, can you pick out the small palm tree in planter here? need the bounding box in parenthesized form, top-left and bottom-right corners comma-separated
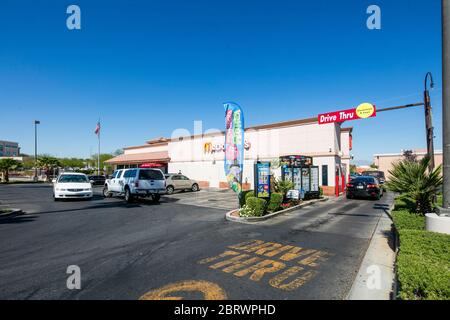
(0, 158, 22, 182)
(386, 156, 443, 215)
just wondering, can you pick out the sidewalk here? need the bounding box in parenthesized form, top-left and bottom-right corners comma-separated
(347, 205, 397, 300)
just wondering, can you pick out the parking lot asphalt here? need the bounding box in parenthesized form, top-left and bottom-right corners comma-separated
(166, 188, 239, 211)
(0, 183, 394, 300)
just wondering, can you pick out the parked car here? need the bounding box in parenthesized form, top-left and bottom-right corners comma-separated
(346, 176, 383, 200)
(52, 172, 93, 201)
(88, 175, 106, 186)
(103, 168, 166, 203)
(164, 174, 200, 195)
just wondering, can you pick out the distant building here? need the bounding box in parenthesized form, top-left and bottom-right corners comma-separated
(373, 149, 443, 180)
(0, 140, 21, 158)
(356, 165, 372, 174)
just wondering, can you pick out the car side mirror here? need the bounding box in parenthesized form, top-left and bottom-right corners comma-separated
(52, 179, 57, 183)
(90, 180, 95, 184)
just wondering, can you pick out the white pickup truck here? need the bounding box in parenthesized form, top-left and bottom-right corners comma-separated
(103, 168, 166, 203)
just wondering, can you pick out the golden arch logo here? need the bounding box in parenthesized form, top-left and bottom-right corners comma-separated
(204, 143, 213, 154)
(139, 280, 227, 300)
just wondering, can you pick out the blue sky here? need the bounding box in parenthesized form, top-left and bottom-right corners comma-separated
(0, 0, 443, 163)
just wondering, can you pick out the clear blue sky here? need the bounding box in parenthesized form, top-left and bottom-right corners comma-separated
(0, 0, 443, 163)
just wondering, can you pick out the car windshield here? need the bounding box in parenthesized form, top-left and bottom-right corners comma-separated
(363, 171, 385, 179)
(139, 169, 164, 180)
(58, 175, 88, 183)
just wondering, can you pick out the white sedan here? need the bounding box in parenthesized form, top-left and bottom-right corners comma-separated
(52, 173, 93, 201)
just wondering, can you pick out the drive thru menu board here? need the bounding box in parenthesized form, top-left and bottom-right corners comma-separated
(310, 167, 319, 192)
(301, 168, 310, 192)
(256, 162, 271, 198)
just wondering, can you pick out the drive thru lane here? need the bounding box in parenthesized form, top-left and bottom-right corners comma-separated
(0, 184, 393, 299)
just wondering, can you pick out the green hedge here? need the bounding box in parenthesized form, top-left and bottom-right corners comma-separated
(397, 229, 450, 300)
(240, 197, 267, 217)
(239, 190, 255, 207)
(392, 210, 425, 231)
(267, 193, 283, 213)
(394, 196, 416, 212)
(392, 197, 450, 300)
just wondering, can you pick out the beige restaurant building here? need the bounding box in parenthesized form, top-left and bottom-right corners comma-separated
(106, 116, 354, 196)
(373, 149, 443, 180)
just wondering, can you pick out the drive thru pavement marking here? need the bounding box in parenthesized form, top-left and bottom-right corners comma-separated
(139, 280, 227, 300)
(198, 240, 332, 291)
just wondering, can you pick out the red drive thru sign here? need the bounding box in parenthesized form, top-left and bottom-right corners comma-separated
(318, 103, 377, 125)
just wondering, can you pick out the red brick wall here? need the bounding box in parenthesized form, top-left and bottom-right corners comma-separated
(219, 182, 229, 189)
(321, 186, 335, 196)
(242, 183, 251, 191)
(198, 181, 210, 188)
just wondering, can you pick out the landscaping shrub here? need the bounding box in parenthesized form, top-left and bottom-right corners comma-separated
(394, 196, 416, 212)
(396, 230, 450, 300)
(392, 210, 425, 231)
(245, 190, 255, 201)
(239, 197, 267, 217)
(392, 195, 450, 300)
(386, 156, 443, 215)
(239, 190, 255, 207)
(273, 178, 294, 197)
(267, 193, 283, 213)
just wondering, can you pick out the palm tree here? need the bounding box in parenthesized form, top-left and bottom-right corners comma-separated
(386, 156, 443, 215)
(37, 156, 61, 181)
(0, 159, 22, 182)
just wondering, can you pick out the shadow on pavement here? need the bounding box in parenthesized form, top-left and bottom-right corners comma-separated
(12, 185, 52, 189)
(373, 203, 392, 218)
(32, 199, 164, 215)
(0, 215, 38, 225)
(329, 212, 375, 218)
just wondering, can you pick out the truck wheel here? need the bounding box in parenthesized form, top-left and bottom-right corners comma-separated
(125, 188, 133, 203)
(103, 186, 112, 198)
(152, 194, 161, 202)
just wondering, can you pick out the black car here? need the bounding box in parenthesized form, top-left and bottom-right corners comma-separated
(362, 171, 386, 184)
(346, 176, 383, 200)
(88, 175, 106, 186)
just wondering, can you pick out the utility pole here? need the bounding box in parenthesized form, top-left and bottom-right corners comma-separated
(33, 120, 40, 182)
(442, 0, 450, 210)
(424, 72, 435, 171)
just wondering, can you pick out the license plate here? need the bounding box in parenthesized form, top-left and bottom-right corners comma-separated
(357, 186, 364, 190)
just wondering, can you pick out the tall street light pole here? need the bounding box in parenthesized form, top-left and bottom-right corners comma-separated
(442, 0, 450, 210)
(34, 120, 40, 182)
(424, 72, 435, 171)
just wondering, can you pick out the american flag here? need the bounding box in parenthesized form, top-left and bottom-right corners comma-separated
(94, 121, 101, 135)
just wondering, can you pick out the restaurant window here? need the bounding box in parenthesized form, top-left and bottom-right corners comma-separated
(322, 165, 328, 186)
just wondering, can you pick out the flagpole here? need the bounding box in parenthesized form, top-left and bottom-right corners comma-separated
(97, 119, 101, 176)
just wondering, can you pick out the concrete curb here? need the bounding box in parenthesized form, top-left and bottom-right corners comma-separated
(0, 208, 24, 219)
(346, 202, 397, 300)
(225, 197, 329, 224)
